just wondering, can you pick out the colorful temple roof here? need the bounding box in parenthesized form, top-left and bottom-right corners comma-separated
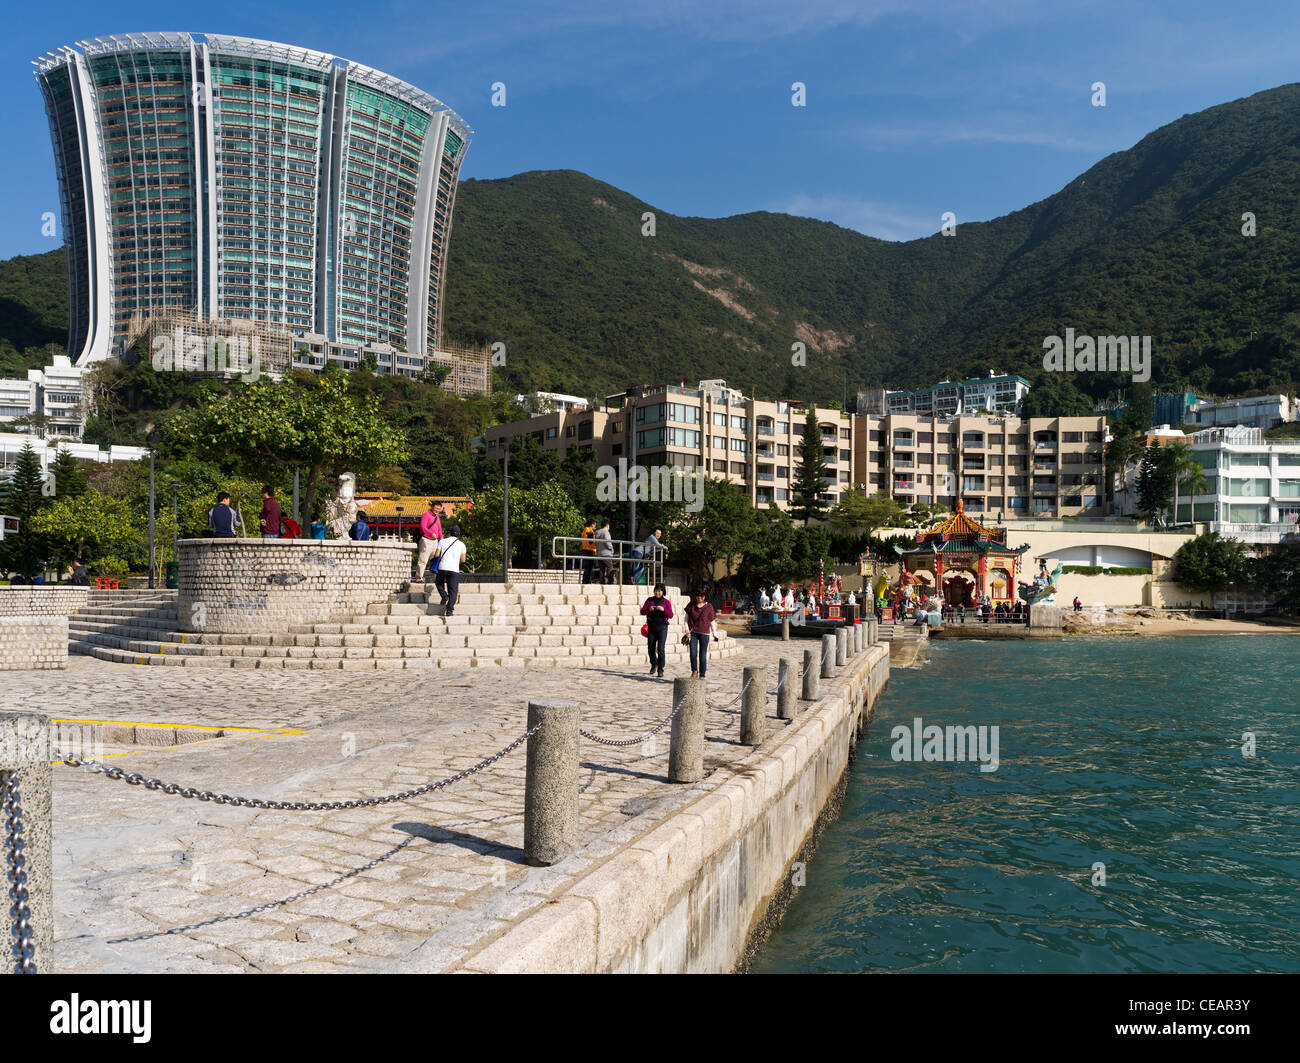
(898, 501, 1029, 556)
(354, 495, 471, 519)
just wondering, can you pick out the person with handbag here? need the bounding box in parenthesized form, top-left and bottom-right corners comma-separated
(432, 524, 466, 616)
(684, 588, 716, 679)
(414, 500, 444, 580)
(639, 582, 673, 677)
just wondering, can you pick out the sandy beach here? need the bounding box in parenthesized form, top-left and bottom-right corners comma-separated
(1065, 613, 1300, 636)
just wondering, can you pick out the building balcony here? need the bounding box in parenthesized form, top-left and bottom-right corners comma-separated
(757, 472, 775, 482)
(1034, 441, 1057, 450)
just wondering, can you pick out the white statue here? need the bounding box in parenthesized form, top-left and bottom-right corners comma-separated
(325, 472, 360, 539)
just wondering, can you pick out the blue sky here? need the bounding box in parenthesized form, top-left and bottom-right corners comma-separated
(3, 0, 1298, 258)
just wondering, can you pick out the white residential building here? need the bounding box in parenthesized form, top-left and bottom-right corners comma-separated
(512, 392, 590, 416)
(1181, 426, 1300, 543)
(0, 356, 89, 439)
(1187, 394, 1295, 431)
(0, 433, 148, 472)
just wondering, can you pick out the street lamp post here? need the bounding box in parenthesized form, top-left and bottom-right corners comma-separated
(502, 443, 511, 574)
(147, 449, 155, 589)
(395, 505, 404, 542)
(170, 481, 180, 559)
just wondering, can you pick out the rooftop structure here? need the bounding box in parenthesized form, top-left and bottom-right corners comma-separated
(883, 371, 1031, 417)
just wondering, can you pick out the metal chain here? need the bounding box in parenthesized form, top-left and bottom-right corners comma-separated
(581, 702, 681, 747)
(4, 772, 35, 974)
(60, 724, 541, 811)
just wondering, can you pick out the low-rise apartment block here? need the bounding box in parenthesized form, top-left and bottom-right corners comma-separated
(483, 379, 854, 512)
(855, 412, 1109, 519)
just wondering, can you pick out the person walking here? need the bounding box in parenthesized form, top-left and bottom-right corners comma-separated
(639, 582, 673, 678)
(579, 519, 597, 584)
(68, 559, 89, 586)
(595, 519, 615, 584)
(259, 486, 284, 540)
(433, 524, 466, 616)
(414, 500, 444, 580)
(207, 492, 241, 538)
(685, 588, 716, 679)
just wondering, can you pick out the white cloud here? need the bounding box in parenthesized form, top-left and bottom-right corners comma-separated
(775, 193, 939, 242)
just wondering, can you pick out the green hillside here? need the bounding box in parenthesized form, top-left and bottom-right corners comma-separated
(5, 83, 1300, 404)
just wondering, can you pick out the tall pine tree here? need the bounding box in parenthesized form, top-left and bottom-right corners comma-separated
(1136, 445, 1176, 527)
(0, 443, 50, 578)
(50, 447, 87, 500)
(791, 406, 828, 526)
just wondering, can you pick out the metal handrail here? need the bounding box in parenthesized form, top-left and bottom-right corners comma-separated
(551, 536, 667, 586)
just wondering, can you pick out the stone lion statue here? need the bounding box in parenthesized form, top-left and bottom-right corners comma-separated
(325, 472, 360, 538)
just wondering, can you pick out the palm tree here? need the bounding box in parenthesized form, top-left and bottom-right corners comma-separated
(1167, 441, 1208, 527)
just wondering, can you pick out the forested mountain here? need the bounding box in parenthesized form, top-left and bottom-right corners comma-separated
(5, 83, 1300, 405)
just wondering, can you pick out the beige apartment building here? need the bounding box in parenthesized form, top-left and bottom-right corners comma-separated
(483, 379, 854, 512)
(854, 413, 1109, 519)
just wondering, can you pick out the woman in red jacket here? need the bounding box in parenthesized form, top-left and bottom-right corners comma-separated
(684, 588, 716, 679)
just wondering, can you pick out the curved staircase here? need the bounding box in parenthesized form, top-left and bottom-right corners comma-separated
(68, 583, 743, 671)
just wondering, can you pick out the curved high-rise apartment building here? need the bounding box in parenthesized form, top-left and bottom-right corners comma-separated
(33, 32, 471, 368)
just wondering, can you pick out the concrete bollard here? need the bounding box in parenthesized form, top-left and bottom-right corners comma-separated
(821, 634, 836, 679)
(781, 613, 790, 641)
(668, 678, 706, 783)
(1, 713, 52, 974)
(523, 700, 580, 866)
(854, 623, 863, 654)
(834, 627, 847, 666)
(777, 658, 796, 719)
(801, 649, 819, 701)
(867, 619, 878, 646)
(740, 665, 768, 745)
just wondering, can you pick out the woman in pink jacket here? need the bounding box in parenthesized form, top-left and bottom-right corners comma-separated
(639, 583, 674, 678)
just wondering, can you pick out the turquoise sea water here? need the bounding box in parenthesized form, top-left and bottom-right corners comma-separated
(755, 635, 1300, 974)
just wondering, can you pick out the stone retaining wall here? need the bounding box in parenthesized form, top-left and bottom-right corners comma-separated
(0, 616, 68, 670)
(177, 538, 415, 634)
(0, 587, 88, 616)
(456, 642, 891, 973)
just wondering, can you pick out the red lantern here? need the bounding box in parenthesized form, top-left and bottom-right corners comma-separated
(641, 624, 649, 637)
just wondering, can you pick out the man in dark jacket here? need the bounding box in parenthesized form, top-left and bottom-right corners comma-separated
(208, 493, 240, 538)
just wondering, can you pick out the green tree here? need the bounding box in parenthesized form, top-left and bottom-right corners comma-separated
(1167, 440, 1210, 526)
(669, 478, 757, 586)
(31, 491, 142, 571)
(1136, 446, 1176, 526)
(169, 371, 408, 525)
(829, 487, 907, 539)
(0, 443, 50, 578)
(1250, 541, 1300, 613)
(1171, 532, 1249, 590)
(462, 481, 584, 572)
(738, 508, 796, 588)
(791, 407, 828, 525)
(50, 448, 88, 501)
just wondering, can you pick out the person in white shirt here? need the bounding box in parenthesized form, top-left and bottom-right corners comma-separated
(433, 524, 467, 616)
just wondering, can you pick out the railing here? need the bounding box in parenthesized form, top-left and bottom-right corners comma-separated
(551, 536, 667, 586)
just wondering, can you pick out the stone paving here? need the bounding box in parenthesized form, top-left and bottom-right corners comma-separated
(2, 636, 820, 973)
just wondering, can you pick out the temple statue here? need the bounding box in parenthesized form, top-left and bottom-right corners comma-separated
(1019, 561, 1062, 606)
(324, 472, 360, 539)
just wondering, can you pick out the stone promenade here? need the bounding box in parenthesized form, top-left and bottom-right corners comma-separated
(4, 636, 823, 973)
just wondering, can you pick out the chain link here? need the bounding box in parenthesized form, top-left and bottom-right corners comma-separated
(580, 701, 681, 747)
(60, 724, 540, 811)
(4, 771, 36, 974)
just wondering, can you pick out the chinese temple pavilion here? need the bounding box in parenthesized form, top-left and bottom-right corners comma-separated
(897, 501, 1030, 607)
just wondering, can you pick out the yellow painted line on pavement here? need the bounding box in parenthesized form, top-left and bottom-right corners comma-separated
(49, 717, 306, 763)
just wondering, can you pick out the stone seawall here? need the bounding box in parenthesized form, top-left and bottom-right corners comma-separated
(176, 538, 415, 634)
(452, 642, 890, 973)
